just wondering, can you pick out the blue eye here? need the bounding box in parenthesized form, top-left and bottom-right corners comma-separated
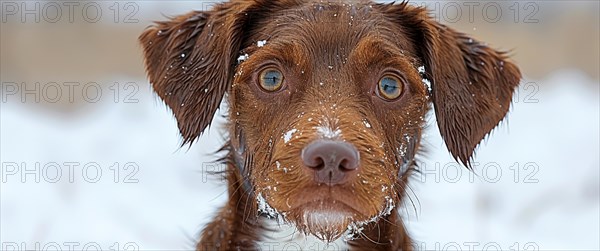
(259, 68, 284, 91)
(377, 75, 403, 100)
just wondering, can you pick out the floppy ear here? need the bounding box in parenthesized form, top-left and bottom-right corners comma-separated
(379, 3, 521, 167)
(139, 0, 272, 144)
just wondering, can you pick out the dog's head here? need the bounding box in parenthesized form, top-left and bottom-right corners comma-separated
(140, 0, 520, 242)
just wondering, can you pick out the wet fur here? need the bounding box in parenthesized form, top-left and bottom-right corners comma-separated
(139, 1, 521, 250)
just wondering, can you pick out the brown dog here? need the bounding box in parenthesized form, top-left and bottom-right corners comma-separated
(139, 0, 521, 250)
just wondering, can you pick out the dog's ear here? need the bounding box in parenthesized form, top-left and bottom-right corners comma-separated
(139, 1, 273, 144)
(378, 3, 521, 167)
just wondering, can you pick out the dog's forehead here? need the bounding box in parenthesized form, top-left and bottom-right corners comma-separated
(246, 2, 415, 66)
(263, 1, 386, 37)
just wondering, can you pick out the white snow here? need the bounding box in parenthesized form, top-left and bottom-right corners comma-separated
(237, 53, 249, 63)
(316, 126, 342, 139)
(1, 70, 598, 250)
(422, 78, 432, 92)
(256, 193, 280, 220)
(283, 128, 297, 143)
(418, 65, 432, 92)
(363, 120, 371, 128)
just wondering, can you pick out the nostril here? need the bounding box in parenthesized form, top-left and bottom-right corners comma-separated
(339, 159, 352, 171)
(309, 156, 325, 170)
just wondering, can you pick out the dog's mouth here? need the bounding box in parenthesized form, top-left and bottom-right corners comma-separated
(291, 199, 358, 241)
(257, 190, 396, 242)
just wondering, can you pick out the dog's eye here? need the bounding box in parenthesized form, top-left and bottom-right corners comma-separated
(259, 68, 284, 91)
(377, 75, 403, 100)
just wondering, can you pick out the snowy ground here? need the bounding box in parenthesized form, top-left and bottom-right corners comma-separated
(1, 70, 598, 250)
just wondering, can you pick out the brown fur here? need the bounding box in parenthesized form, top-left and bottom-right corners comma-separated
(139, 1, 521, 250)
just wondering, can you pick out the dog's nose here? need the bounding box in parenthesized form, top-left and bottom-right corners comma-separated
(301, 140, 360, 185)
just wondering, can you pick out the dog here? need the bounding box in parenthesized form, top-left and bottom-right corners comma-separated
(139, 0, 521, 250)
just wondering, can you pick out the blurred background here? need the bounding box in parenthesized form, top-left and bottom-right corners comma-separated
(1, 0, 598, 250)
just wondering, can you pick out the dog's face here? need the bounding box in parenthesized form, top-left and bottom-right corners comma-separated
(140, 0, 521, 242)
(230, 4, 429, 241)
